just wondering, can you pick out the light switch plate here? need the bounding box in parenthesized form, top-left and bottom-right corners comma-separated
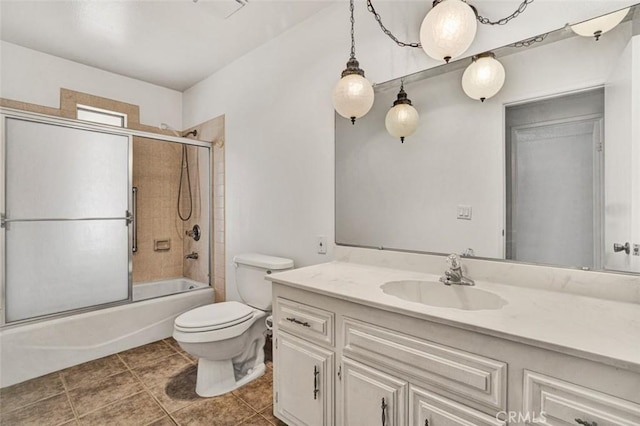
(457, 205, 472, 220)
(317, 235, 327, 254)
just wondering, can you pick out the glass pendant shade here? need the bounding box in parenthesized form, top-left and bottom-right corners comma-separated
(333, 72, 375, 124)
(571, 8, 630, 40)
(461, 53, 506, 102)
(420, 0, 478, 62)
(385, 86, 419, 143)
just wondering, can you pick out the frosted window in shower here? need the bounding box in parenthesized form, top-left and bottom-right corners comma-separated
(6, 118, 129, 219)
(4, 118, 131, 322)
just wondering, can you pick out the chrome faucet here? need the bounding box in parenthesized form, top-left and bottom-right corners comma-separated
(185, 252, 199, 260)
(439, 254, 475, 286)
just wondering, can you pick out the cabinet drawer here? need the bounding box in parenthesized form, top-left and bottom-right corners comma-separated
(342, 317, 506, 411)
(523, 370, 640, 426)
(275, 297, 335, 346)
(410, 385, 504, 426)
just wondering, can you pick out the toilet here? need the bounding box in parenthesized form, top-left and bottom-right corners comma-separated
(173, 253, 294, 397)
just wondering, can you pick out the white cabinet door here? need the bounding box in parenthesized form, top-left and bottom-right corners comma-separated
(341, 358, 407, 426)
(274, 332, 334, 426)
(410, 385, 504, 426)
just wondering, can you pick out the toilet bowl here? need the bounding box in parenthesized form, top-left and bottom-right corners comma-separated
(173, 253, 293, 397)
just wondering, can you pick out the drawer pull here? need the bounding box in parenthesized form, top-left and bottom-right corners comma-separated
(286, 317, 311, 327)
(381, 397, 387, 426)
(313, 366, 319, 400)
(575, 419, 597, 426)
(425, 420, 429, 426)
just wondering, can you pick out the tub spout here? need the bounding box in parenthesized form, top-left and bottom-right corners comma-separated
(185, 252, 199, 260)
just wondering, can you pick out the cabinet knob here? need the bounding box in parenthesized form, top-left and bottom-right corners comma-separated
(613, 242, 630, 254)
(575, 419, 597, 426)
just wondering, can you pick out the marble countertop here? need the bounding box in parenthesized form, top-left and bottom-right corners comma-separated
(268, 261, 640, 372)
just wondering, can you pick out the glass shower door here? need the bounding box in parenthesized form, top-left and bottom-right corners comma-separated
(2, 117, 131, 323)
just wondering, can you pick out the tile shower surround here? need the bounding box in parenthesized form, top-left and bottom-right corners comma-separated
(0, 339, 284, 426)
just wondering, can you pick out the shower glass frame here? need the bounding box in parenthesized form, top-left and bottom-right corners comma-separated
(0, 108, 213, 327)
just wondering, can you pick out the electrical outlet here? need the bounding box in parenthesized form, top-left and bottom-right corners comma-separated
(457, 205, 472, 220)
(317, 235, 327, 254)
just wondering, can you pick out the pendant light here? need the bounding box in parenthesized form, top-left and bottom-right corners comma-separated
(419, 0, 478, 63)
(571, 7, 630, 41)
(385, 81, 419, 143)
(332, 0, 375, 124)
(461, 52, 505, 102)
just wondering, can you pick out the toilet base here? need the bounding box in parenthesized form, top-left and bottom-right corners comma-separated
(195, 358, 266, 397)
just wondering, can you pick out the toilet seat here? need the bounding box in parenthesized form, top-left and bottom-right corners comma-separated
(175, 302, 254, 333)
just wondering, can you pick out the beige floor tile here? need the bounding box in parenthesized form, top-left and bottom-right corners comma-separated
(61, 354, 127, 390)
(148, 365, 201, 413)
(171, 393, 255, 426)
(0, 393, 75, 426)
(146, 416, 177, 426)
(118, 341, 177, 369)
(163, 338, 197, 363)
(78, 391, 165, 426)
(239, 414, 272, 426)
(0, 372, 65, 414)
(232, 371, 273, 412)
(259, 406, 287, 426)
(134, 354, 192, 389)
(68, 370, 143, 416)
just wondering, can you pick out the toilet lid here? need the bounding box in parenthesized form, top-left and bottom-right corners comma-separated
(175, 301, 254, 331)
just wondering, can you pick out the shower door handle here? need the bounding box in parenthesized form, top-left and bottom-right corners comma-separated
(131, 187, 138, 253)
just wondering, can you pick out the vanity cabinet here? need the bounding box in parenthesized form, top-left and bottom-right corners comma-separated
(271, 287, 640, 426)
(273, 297, 335, 426)
(522, 371, 640, 426)
(410, 386, 504, 426)
(340, 358, 407, 426)
(274, 331, 334, 426)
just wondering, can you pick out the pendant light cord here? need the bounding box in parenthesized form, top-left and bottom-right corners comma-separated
(350, 0, 356, 59)
(366, 0, 535, 49)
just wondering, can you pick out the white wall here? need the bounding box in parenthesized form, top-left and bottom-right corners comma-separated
(182, 1, 638, 301)
(0, 41, 182, 128)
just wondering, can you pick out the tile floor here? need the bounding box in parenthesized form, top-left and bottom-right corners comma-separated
(0, 338, 286, 426)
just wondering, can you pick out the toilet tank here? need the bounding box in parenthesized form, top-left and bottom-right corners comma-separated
(233, 253, 294, 310)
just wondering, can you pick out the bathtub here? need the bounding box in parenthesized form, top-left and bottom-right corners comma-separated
(0, 280, 213, 387)
(133, 278, 209, 302)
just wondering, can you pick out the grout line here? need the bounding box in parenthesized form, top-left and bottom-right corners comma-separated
(59, 372, 80, 424)
(118, 343, 200, 422)
(116, 351, 175, 422)
(0, 389, 68, 418)
(257, 412, 279, 426)
(74, 390, 149, 422)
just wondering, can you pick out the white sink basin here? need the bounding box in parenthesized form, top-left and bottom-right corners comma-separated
(381, 280, 507, 311)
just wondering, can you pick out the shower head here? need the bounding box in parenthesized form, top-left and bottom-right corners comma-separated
(159, 122, 181, 137)
(160, 123, 198, 139)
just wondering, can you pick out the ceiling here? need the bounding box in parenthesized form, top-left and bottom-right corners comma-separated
(0, 0, 334, 91)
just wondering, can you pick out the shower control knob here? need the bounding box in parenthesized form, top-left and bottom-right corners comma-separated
(186, 224, 201, 241)
(613, 242, 630, 254)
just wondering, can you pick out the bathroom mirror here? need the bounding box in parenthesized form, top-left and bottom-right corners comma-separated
(335, 4, 640, 274)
